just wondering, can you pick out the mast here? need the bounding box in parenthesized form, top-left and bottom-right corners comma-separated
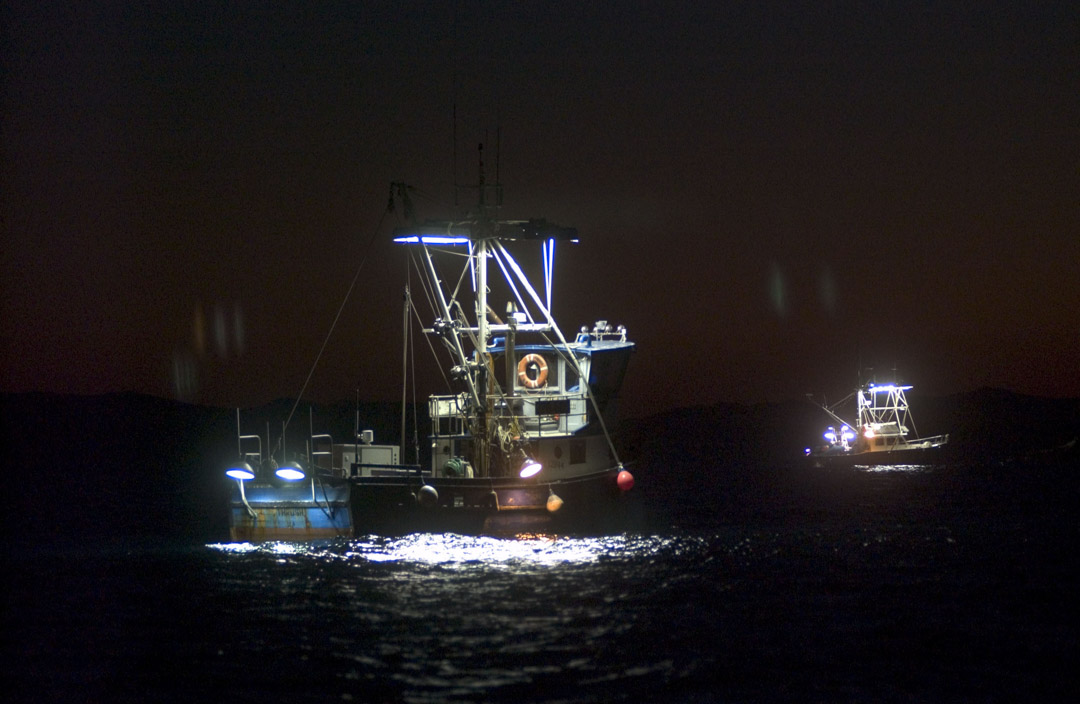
(477, 238, 488, 363)
(473, 143, 492, 477)
(390, 141, 595, 478)
(401, 284, 410, 461)
(475, 235, 490, 477)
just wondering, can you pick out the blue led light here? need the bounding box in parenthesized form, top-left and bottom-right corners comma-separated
(393, 235, 472, 245)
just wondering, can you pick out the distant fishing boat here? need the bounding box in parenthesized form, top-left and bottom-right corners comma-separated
(225, 160, 635, 540)
(807, 383, 949, 467)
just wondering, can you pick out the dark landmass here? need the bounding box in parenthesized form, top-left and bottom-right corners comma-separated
(620, 388, 1079, 529)
(1, 389, 1076, 542)
(0, 393, 408, 543)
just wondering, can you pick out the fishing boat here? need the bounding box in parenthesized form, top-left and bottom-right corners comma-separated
(807, 383, 949, 467)
(225, 171, 636, 539)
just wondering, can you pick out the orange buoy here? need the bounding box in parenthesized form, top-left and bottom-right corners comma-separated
(616, 470, 634, 492)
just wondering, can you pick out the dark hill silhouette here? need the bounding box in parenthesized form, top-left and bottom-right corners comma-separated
(2, 389, 1076, 541)
(0, 393, 412, 542)
(616, 387, 1079, 528)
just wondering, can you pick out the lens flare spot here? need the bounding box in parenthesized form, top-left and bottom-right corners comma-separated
(768, 262, 787, 317)
(172, 348, 198, 400)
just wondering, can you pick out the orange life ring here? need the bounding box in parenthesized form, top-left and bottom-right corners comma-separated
(517, 353, 549, 389)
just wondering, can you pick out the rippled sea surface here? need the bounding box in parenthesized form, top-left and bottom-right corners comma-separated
(4, 463, 1075, 702)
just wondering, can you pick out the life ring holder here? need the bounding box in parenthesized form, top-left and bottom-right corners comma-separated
(517, 354, 549, 389)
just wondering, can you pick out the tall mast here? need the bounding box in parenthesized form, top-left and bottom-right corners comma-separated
(477, 238, 488, 365)
(474, 144, 491, 476)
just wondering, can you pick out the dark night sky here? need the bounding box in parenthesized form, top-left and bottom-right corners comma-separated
(2, 1, 1078, 418)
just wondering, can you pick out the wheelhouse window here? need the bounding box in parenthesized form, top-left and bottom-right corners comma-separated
(564, 358, 579, 392)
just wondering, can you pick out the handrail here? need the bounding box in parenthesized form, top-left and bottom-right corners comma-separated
(239, 435, 262, 463)
(235, 408, 263, 463)
(311, 433, 334, 471)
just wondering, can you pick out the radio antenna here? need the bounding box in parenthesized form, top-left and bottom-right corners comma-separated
(496, 125, 502, 205)
(451, 2, 459, 206)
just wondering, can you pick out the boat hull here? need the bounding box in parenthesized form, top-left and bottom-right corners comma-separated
(348, 467, 631, 535)
(809, 444, 947, 468)
(228, 478, 352, 542)
(226, 468, 632, 539)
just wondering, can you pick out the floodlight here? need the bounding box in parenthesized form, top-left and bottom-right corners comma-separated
(225, 461, 256, 481)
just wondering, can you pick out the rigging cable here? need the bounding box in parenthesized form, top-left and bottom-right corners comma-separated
(408, 285, 421, 464)
(539, 330, 624, 471)
(280, 209, 388, 436)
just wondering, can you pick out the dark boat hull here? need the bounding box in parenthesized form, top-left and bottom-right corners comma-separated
(226, 468, 632, 539)
(809, 444, 947, 468)
(348, 468, 631, 535)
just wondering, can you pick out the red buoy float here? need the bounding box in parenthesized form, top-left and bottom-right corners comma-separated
(616, 469, 634, 492)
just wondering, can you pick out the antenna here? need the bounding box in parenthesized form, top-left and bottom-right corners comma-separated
(478, 140, 485, 209)
(451, 2, 459, 207)
(453, 102, 458, 207)
(469, 130, 503, 213)
(496, 126, 502, 206)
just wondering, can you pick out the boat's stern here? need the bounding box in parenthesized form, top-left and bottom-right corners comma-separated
(228, 477, 352, 542)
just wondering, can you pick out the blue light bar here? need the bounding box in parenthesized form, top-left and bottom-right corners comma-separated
(867, 384, 913, 393)
(392, 219, 578, 244)
(392, 235, 472, 245)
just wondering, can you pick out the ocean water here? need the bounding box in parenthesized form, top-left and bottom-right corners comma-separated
(4, 462, 1075, 703)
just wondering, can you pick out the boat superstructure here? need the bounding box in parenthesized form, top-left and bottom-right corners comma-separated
(398, 218, 633, 480)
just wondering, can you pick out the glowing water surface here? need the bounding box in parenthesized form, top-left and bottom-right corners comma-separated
(8, 462, 1073, 704)
(209, 532, 686, 567)
(201, 533, 712, 702)
(853, 463, 939, 473)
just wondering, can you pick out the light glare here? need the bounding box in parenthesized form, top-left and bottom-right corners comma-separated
(519, 459, 542, 478)
(393, 235, 471, 245)
(276, 464, 306, 481)
(225, 462, 255, 481)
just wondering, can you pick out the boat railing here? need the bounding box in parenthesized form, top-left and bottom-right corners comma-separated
(518, 395, 587, 434)
(575, 321, 627, 344)
(918, 433, 949, 447)
(238, 433, 262, 464)
(430, 392, 589, 438)
(311, 433, 334, 473)
(429, 394, 470, 437)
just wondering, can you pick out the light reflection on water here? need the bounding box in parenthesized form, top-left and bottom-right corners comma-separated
(196, 524, 1009, 702)
(200, 533, 710, 702)
(209, 533, 697, 568)
(9, 469, 1070, 704)
(853, 463, 939, 473)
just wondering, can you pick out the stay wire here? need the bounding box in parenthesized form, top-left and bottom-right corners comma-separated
(281, 209, 389, 437)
